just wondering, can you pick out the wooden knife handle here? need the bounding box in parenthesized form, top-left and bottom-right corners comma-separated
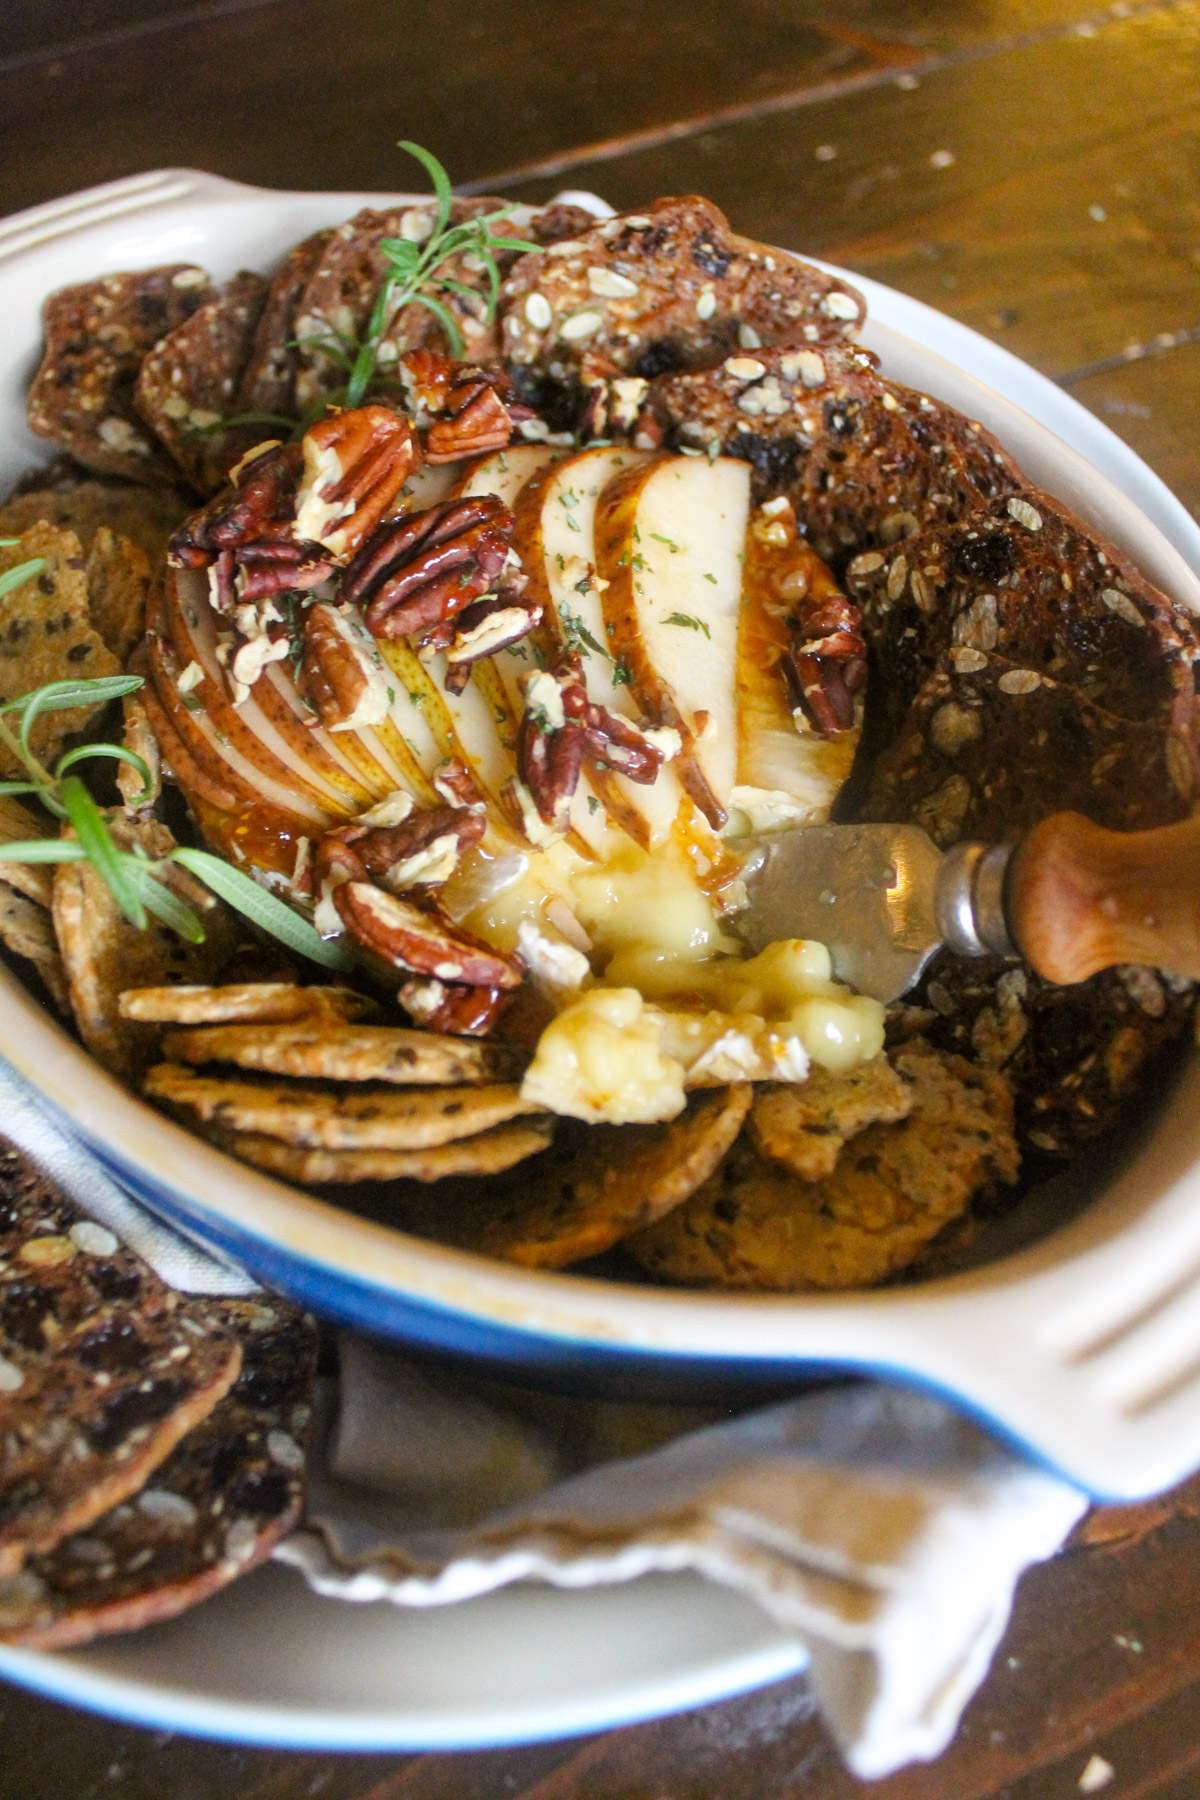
(1007, 809, 1200, 984)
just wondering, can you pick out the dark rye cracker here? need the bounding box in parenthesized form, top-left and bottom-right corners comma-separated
(134, 270, 270, 495)
(26, 266, 215, 483)
(292, 200, 512, 414)
(0, 525, 121, 777)
(398, 1084, 752, 1268)
(627, 1044, 1017, 1291)
(647, 343, 1021, 571)
(846, 489, 1200, 753)
(499, 196, 865, 419)
(863, 650, 1195, 848)
(0, 1296, 315, 1650)
(0, 1139, 240, 1578)
(889, 955, 1198, 1159)
(236, 228, 333, 421)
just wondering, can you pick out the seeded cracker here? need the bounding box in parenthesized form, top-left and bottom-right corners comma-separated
(53, 818, 242, 1081)
(0, 1296, 315, 1650)
(120, 982, 378, 1026)
(0, 478, 188, 568)
(146, 1064, 545, 1150)
(628, 1045, 1017, 1291)
(0, 1138, 241, 1578)
(647, 344, 1021, 574)
(499, 196, 865, 419)
(0, 796, 55, 908)
(26, 266, 215, 482)
(160, 1020, 524, 1085)
(0, 526, 121, 777)
(748, 1057, 914, 1183)
(84, 527, 151, 665)
(236, 229, 334, 421)
(134, 270, 270, 494)
(401, 1085, 752, 1268)
(210, 1118, 555, 1183)
(116, 693, 161, 812)
(0, 883, 69, 1012)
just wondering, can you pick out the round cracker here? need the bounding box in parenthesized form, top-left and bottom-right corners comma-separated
(402, 1084, 753, 1268)
(160, 1020, 524, 1086)
(145, 1063, 544, 1150)
(627, 1043, 1018, 1291)
(120, 982, 379, 1026)
(210, 1117, 555, 1183)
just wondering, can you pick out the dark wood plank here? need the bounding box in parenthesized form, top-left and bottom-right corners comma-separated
(1065, 340, 1200, 522)
(494, 3, 1200, 384)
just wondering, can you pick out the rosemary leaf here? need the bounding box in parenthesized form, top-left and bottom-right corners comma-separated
(170, 849, 357, 971)
(59, 777, 146, 927)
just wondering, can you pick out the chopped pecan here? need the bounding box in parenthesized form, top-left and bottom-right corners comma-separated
(299, 602, 392, 730)
(425, 381, 515, 463)
(433, 756, 485, 808)
(340, 495, 515, 642)
(294, 404, 420, 559)
(336, 802, 486, 890)
(516, 653, 676, 829)
(332, 882, 523, 987)
(442, 593, 543, 693)
(398, 977, 511, 1037)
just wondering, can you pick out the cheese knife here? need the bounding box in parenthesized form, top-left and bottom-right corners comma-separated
(733, 810, 1200, 1003)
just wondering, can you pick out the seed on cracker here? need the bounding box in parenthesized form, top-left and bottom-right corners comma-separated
(0, 880, 69, 1012)
(84, 526, 151, 664)
(53, 818, 241, 1081)
(211, 1116, 555, 1183)
(627, 1043, 1019, 1291)
(0, 526, 121, 778)
(0, 1137, 241, 1578)
(747, 1056, 914, 1182)
(0, 477, 188, 567)
(161, 1019, 524, 1085)
(403, 1084, 753, 1268)
(145, 1064, 545, 1150)
(0, 1295, 316, 1650)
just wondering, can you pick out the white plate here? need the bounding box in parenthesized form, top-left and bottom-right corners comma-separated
(1, 164, 1199, 1751)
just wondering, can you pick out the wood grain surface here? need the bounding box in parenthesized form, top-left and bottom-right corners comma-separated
(4, 2, 1200, 1794)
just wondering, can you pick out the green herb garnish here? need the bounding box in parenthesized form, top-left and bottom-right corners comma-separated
(0, 674, 352, 969)
(663, 612, 711, 638)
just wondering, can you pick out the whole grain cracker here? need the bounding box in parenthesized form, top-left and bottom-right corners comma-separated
(0, 478, 188, 567)
(146, 1064, 544, 1150)
(120, 982, 378, 1026)
(161, 1019, 524, 1086)
(0, 795, 55, 907)
(0, 1138, 241, 1578)
(134, 270, 270, 494)
(0, 881, 69, 1012)
(0, 1295, 316, 1650)
(26, 266, 214, 482)
(116, 693, 161, 812)
(211, 1116, 555, 1183)
(0, 526, 121, 776)
(627, 1044, 1017, 1291)
(403, 1084, 752, 1268)
(84, 528, 151, 665)
(53, 818, 242, 1081)
(747, 1056, 914, 1182)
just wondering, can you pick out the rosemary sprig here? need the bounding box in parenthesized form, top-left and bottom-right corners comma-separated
(0, 674, 353, 970)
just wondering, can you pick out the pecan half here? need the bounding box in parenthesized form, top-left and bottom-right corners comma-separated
(332, 882, 523, 987)
(299, 602, 392, 730)
(782, 592, 868, 734)
(168, 440, 302, 567)
(442, 593, 543, 693)
(515, 653, 677, 829)
(426, 381, 517, 463)
(294, 405, 420, 559)
(398, 977, 511, 1037)
(340, 495, 515, 642)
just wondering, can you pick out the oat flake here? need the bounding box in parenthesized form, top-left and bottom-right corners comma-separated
(69, 1221, 119, 1257)
(267, 1428, 305, 1471)
(998, 668, 1042, 695)
(524, 292, 552, 330)
(951, 646, 989, 673)
(1007, 498, 1043, 530)
(560, 310, 604, 341)
(0, 1355, 24, 1393)
(1101, 586, 1144, 626)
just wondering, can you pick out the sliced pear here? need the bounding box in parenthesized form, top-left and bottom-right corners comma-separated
(453, 444, 564, 507)
(595, 456, 751, 827)
(734, 541, 859, 826)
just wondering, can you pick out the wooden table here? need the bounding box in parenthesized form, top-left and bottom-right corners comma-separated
(5, 2, 1200, 1793)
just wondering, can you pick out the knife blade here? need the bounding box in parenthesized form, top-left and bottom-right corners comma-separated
(731, 823, 1014, 1003)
